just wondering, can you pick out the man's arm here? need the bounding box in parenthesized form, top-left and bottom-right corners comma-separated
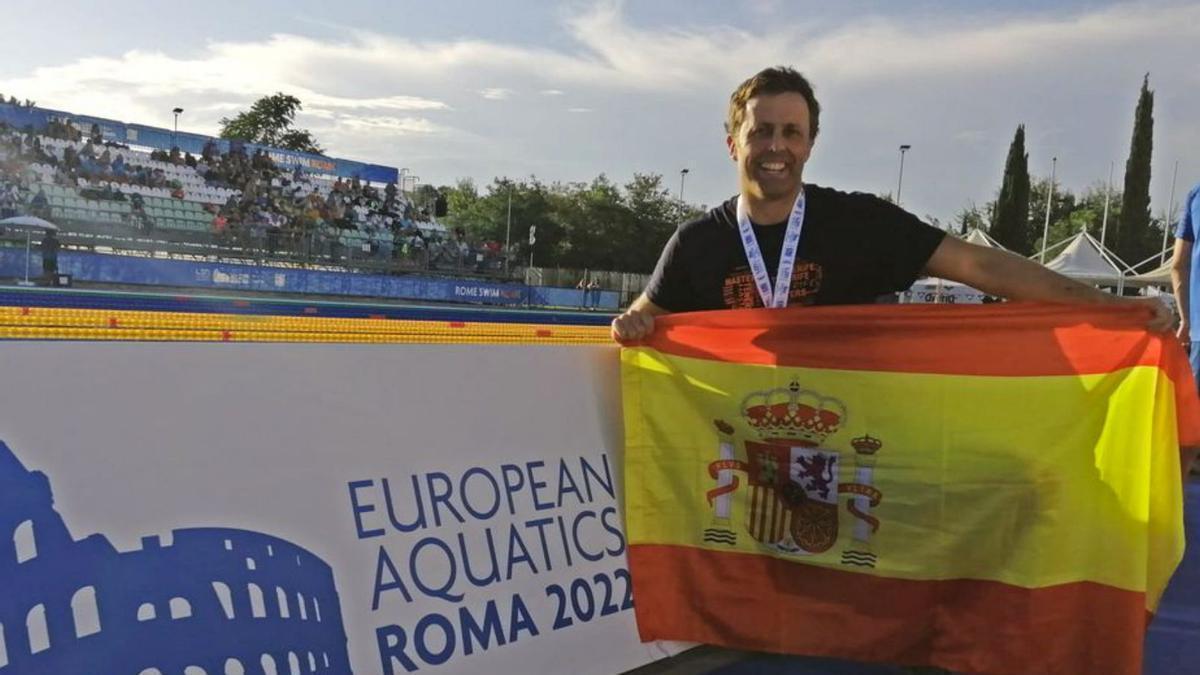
(924, 236, 1174, 331)
(611, 294, 669, 342)
(1171, 238, 1192, 343)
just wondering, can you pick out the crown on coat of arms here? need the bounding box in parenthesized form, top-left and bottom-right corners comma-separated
(740, 380, 846, 446)
(851, 434, 883, 454)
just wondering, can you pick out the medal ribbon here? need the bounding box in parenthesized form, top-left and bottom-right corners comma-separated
(736, 188, 806, 308)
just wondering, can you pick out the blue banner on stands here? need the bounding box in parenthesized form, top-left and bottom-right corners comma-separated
(0, 103, 398, 184)
(0, 248, 620, 310)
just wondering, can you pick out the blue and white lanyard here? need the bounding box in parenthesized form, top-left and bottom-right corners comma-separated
(735, 188, 806, 308)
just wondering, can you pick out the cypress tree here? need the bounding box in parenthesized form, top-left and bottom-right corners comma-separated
(1114, 75, 1154, 263)
(990, 125, 1032, 254)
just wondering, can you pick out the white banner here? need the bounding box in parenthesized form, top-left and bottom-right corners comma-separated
(0, 342, 682, 674)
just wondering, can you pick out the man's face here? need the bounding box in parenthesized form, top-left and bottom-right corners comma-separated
(727, 92, 814, 203)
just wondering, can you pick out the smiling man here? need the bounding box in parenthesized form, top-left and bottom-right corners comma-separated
(610, 66, 1173, 340)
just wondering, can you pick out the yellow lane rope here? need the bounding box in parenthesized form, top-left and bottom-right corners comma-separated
(0, 307, 612, 345)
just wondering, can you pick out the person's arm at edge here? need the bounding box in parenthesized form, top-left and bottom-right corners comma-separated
(611, 294, 670, 342)
(924, 235, 1174, 332)
(1171, 238, 1192, 344)
(1169, 238, 1200, 475)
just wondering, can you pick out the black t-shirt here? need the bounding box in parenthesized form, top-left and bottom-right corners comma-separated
(645, 185, 946, 312)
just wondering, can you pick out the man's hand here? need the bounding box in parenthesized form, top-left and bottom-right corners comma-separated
(1120, 296, 1176, 333)
(611, 307, 657, 342)
(1177, 319, 1191, 347)
(611, 294, 669, 342)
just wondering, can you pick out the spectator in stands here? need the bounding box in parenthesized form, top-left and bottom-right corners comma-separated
(40, 229, 59, 282)
(62, 145, 79, 171)
(0, 182, 19, 218)
(29, 186, 49, 218)
(384, 181, 397, 209)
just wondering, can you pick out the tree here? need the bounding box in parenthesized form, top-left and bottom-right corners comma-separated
(219, 93, 324, 154)
(1029, 177, 1079, 256)
(440, 173, 697, 273)
(990, 125, 1033, 255)
(1113, 75, 1154, 265)
(1039, 183, 1122, 254)
(955, 203, 989, 235)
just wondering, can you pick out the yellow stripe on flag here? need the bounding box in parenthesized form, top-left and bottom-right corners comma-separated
(623, 347, 1184, 606)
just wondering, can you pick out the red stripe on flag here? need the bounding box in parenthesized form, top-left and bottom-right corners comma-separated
(628, 544, 1147, 675)
(635, 303, 1200, 449)
(642, 304, 1164, 376)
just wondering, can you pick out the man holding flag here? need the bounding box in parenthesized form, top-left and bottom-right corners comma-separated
(611, 66, 1173, 340)
(616, 66, 1197, 675)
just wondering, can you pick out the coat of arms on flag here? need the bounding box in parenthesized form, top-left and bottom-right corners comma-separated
(704, 380, 884, 564)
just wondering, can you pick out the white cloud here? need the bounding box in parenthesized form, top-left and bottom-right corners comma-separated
(0, 1, 1197, 219)
(478, 88, 514, 101)
(302, 92, 448, 111)
(331, 115, 445, 135)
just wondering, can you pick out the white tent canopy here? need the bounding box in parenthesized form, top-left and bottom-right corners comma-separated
(963, 227, 1006, 250)
(0, 215, 58, 231)
(1042, 231, 1128, 286)
(903, 228, 1005, 303)
(1126, 260, 1173, 287)
(0, 216, 59, 286)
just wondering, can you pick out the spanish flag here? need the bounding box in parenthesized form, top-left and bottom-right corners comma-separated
(621, 304, 1200, 675)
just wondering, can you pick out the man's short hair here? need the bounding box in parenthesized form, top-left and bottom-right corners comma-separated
(725, 66, 821, 140)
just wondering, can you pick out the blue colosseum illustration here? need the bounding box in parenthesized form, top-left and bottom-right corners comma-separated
(0, 440, 353, 674)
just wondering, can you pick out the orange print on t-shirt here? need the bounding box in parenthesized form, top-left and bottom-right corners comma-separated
(721, 262, 823, 309)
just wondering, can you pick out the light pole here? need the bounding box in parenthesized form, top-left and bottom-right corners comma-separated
(1100, 161, 1114, 248)
(1160, 160, 1179, 265)
(171, 107, 184, 150)
(504, 179, 513, 273)
(1039, 156, 1057, 263)
(896, 144, 911, 206)
(679, 168, 690, 202)
(408, 176, 422, 213)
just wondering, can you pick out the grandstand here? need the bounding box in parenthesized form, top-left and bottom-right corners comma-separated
(0, 100, 621, 310)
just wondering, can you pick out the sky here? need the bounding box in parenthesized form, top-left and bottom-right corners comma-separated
(2, 0, 1197, 227)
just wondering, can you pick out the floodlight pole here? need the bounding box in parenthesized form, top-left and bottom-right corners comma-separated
(1100, 161, 1113, 248)
(896, 144, 911, 206)
(1039, 157, 1057, 263)
(1160, 161, 1179, 265)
